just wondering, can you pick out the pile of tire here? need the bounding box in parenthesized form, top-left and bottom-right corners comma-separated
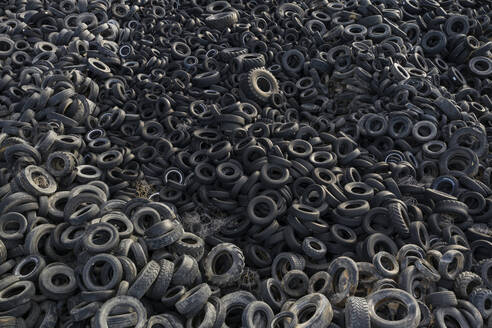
(0, 0, 491, 327)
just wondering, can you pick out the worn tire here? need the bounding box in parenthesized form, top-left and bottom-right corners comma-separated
(204, 243, 245, 287)
(345, 296, 370, 328)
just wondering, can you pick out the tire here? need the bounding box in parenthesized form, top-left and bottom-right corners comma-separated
(345, 296, 370, 328)
(205, 11, 238, 29)
(470, 288, 492, 319)
(127, 260, 160, 299)
(203, 243, 245, 287)
(477, 259, 492, 289)
(233, 53, 266, 72)
(145, 258, 174, 300)
(172, 255, 201, 287)
(327, 256, 359, 305)
(240, 68, 279, 104)
(367, 288, 421, 328)
(221, 291, 256, 328)
(289, 293, 333, 328)
(169, 232, 205, 261)
(260, 278, 286, 312)
(388, 202, 410, 238)
(281, 270, 309, 298)
(308, 271, 333, 295)
(186, 302, 217, 328)
(94, 296, 147, 328)
(425, 291, 458, 308)
(433, 307, 470, 328)
(38, 263, 77, 300)
(242, 301, 273, 328)
(438, 250, 464, 280)
(454, 271, 483, 299)
(175, 283, 212, 318)
(220, 47, 248, 61)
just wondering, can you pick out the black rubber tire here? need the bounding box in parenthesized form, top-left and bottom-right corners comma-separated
(240, 68, 279, 104)
(388, 202, 410, 238)
(234, 53, 266, 72)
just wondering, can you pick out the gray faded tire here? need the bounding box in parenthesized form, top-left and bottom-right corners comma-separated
(175, 283, 212, 318)
(144, 220, 184, 250)
(367, 288, 421, 328)
(433, 307, 470, 328)
(289, 293, 333, 328)
(271, 253, 305, 282)
(0, 281, 35, 311)
(205, 11, 238, 29)
(127, 260, 160, 299)
(209, 296, 225, 328)
(454, 271, 483, 299)
(345, 296, 370, 328)
(477, 259, 492, 289)
(94, 296, 147, 328)
(269, 311, 297, 328)
(186, 302, 216, 328)
(417, 301, 431, 328)
(327, 256, 359, 305)
(221, 291, 256, 328)
(242, 301, 274, 328)
(470, 288, 492, 319)
(204, 243, 245, 287)
(425, 291, 458, 308)
(148, 314, 185, 328)
(438, 250, 464, 280)
(457, 300, 483, 328)
(240, 68, 279, 104)
(169, 232, 205, 261)
(308, 271, 333, 296)
(281, 270, 309, 298)
(260, 278, 286, 312)
(146, 258, 174, 300)
(172, 255, 200, 287)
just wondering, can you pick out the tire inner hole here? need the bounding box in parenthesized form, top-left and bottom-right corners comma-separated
(257, 77, 272, 92)
(375, 299, 408, 321)
(298, 304, 317, 323)
(213, 251, 233, 275)
(52, 273, 70, 286)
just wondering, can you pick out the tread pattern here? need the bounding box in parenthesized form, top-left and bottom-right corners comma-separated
(240, 67, 279, 104)
(454, 271, 483, 299)
(345, 296, 370, 328)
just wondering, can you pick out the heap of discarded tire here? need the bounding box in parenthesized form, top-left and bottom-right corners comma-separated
(0, 0, 491, 327)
